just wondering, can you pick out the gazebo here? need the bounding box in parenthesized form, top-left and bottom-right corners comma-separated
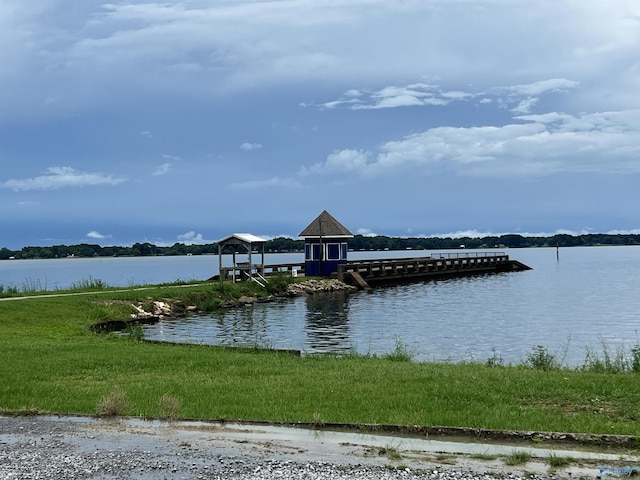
(299, 210, 353, 277)
(215, 233, 267, 284)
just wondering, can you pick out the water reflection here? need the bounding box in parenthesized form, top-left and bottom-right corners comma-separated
(304, 291, 352, 354)
(139, 246, 640, 366)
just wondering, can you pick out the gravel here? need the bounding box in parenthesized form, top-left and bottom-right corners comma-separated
(0, 416, 601, 479)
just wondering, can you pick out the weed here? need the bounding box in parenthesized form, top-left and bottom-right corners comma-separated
(0, 406, 42, 416)
(505, 450, 531, 466)
(581, 339, 630, 373)
(486, 348, 504, 367)
(21, 278, 46, 294)
(158, 393, 181, 420)
(378, 445, 403, 460)
(525, 345, 559, 371)
(470, 453, 498, 461)
(382, 337, 414, 362)
(0, 284, 19, 296)
(96, 387, 129, 417)
(547, 453, 573, 468)
(312, 411, 325, 427)
(265, 272, 294, 295)
(125, 323, 145, 342)
(70, 276, 108, 290)
(632, 345, 640, 373)
(212, 281, 234, 298)
(435, 453, 456, 464)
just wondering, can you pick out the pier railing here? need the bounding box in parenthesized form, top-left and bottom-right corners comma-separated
(337, 253, 510, 282)
(219, 262, 305, 281)
(218, 252, 524, 284)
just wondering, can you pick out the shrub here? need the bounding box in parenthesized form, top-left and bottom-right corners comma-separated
(525, 345, 559, 371)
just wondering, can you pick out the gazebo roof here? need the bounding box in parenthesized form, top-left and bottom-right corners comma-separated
(299, 210, 353, 238)
(215, 233, 267, 246)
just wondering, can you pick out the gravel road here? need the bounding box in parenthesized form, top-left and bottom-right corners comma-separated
(0, 415, 623, 479)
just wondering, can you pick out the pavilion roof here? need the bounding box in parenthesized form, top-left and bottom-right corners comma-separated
(215, 233, 267, 246)
(299, 210, 353, 238)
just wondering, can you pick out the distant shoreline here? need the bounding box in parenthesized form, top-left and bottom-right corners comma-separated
(2, 232, 640, 260)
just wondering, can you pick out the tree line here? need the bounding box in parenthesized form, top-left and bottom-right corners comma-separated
(1, 233, 640, 260)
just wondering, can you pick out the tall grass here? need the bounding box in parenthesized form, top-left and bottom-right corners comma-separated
(69, 276, 109, 290)
(0, 276, 108, 297)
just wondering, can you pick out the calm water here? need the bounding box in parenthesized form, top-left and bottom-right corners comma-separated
(3, 246, 640, 365)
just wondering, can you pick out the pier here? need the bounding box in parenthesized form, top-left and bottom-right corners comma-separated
(218, 252, 531, 289)
(337, 252, 531, 289)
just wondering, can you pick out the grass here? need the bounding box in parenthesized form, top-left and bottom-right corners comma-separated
(470, 453, 498, 461)
(96, 387, 130, 417)
(504, 450, 531, 466)
(2, 283, 640, 437)
(547, 453, 573, 468)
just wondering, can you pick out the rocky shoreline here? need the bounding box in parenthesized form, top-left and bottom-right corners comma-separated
(130, 279, 357, 319)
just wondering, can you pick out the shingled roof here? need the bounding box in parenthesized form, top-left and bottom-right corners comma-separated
(299, 210, 353, 238)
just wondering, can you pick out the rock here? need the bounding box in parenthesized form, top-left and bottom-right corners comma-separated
(286, 279, 357, 296)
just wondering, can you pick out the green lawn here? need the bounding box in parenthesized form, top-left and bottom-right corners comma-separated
(1, 284, 640, 438)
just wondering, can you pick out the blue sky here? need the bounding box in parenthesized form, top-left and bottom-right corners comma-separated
(1, 1, 639, 249)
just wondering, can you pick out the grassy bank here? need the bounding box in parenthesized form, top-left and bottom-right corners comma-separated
(2, 282, 640, 437)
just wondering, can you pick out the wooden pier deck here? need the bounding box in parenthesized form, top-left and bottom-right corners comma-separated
(337, 252, 531, 288)
(218, 252, 531, 289)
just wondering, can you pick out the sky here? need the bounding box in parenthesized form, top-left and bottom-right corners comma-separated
(1, 1, 639, 249)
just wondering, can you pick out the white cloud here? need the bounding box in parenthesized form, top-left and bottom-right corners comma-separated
(497, 79, 580, 114)
(86, 230, 111, 240)
(510, 97, 539, 115)
(1, 167, 127, 191)
(152, 163, 172, 176)
(503, 79, 580, 97)
(300, 109, 640, 178)
(324, 83, 456, 110)
(240, 142, 263, 151)
(300, 149, 370, 176)
(323, 78, 580, 113)
(356, 228, 378, 237)
(177, 231, 207, 245)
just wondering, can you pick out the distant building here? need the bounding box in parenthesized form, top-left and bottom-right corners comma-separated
(299, 210, 353, 277)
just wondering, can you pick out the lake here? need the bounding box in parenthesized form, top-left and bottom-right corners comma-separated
(2, 246, 640, 366)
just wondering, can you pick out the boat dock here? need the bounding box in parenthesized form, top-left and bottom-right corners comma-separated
(218, 252, 531, 289)
(337, 252, 530, 289)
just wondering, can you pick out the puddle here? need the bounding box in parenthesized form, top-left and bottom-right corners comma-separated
(2, 415, 637, 478)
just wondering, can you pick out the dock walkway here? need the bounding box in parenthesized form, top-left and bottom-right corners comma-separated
(338, 252, 530, 288)
(218, 252, 531, 289)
